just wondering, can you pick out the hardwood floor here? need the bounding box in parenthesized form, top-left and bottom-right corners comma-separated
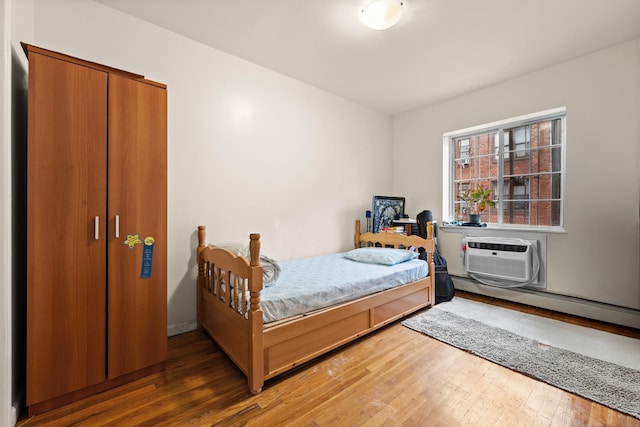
(17, 292, 640, 426)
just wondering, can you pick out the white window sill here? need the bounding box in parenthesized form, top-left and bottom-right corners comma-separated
(440, 223, 566, 234)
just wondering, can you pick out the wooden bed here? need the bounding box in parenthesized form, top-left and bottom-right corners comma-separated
(196, 219, 435, 394)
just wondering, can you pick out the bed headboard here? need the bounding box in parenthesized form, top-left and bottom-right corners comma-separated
(354, 219, 434, 254)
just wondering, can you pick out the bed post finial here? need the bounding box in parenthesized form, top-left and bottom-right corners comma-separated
(198, 225, 206, 248)
(355, 219, 361, 248)
(249, 233, 261, 267)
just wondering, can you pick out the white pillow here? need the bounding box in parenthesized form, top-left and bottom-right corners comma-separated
(345, 247, 417, 266)
(217, 243, 281, 286)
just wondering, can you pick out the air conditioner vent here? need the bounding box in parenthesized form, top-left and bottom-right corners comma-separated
(467, 241, 528, 252)
(465, 237, 533, 282)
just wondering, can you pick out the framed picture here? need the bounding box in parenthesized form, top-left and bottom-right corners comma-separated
(372, 196, 405, 233)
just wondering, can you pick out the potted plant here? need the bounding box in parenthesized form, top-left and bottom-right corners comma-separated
(458, 184, 495, 223)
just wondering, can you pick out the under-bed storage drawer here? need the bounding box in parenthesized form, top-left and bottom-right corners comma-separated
(371, 287, 431, 327)
(262, 277, 432, 378)
(264, 311, 370, 377)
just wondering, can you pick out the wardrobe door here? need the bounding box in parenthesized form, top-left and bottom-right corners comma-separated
(107, 74, 167, 378)
(26, 53, 108, 405)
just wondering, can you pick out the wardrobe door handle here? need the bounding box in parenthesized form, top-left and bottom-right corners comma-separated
(94, 216, 100, 240)
(115, 215, 120, 238)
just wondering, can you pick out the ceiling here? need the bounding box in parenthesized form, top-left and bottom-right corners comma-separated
(95, 0, 640, 115)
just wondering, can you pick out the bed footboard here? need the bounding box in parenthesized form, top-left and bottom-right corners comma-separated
(197, 227, 264, 394)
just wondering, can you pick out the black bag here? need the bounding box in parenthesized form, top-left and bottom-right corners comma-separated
(432, 248, 455, 304)
(417, 210, 455, 304)
(416, 210, 433, 240)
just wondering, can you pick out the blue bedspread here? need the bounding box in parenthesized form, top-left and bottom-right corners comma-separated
(261, 252, 429, 324)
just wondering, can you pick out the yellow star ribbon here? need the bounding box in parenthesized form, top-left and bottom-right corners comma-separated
(123, 233, 142, 249)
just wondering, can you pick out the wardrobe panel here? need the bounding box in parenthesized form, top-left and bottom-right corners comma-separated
(107, 74, 168, 378)
(26, 52, 108, 405)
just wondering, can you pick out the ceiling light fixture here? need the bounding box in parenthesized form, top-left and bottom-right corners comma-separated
(360, 0, 404, 31)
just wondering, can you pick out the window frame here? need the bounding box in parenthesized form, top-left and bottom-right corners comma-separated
(442, 107, 567, 231)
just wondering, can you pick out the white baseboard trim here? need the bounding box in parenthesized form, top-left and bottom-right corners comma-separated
(167, 321, 198, 337)
(453, 276, 640, 329)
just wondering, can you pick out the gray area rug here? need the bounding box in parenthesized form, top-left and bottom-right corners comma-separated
(403, 306, 640, 419)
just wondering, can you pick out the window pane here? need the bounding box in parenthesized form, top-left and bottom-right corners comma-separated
(503, 201, 533, 225)
(503, 200, 561, 227)
(478, 205, 498, 224)
(504, 125, 529, 159)
(522, 145, 562, 174)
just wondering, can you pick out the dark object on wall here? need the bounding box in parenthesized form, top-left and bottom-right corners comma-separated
(417, 210, 455, 304)
(372, 196, 405, 233)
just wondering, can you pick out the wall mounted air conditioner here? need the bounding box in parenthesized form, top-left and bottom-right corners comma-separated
(465, 237, 534, 282)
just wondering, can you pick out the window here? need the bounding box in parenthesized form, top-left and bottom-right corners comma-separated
(444, 108, 565, 229)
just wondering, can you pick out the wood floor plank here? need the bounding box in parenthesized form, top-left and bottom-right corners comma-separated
(17, 292, 640, 426)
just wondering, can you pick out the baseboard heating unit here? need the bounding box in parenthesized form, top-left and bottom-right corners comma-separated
(464, 237, 540, 287)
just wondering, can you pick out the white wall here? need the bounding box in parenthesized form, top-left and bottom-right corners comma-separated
(11, 0, 393, 338)
(394, 41, 640, 318)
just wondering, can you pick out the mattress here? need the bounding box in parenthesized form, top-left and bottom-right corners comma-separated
(260, 252, 429, 324)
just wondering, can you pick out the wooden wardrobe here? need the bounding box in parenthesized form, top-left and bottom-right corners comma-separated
(23, 43, 167, 415)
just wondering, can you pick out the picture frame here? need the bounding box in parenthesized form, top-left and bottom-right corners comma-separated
(372, 196, 405, 233)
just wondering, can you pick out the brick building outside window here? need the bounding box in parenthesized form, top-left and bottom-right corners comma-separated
(448, 109, 565, 228)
